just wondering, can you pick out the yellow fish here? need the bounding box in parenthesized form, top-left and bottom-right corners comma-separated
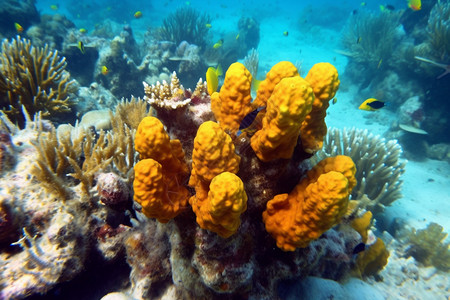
(206, 65, 223, 95)
(77, 41, 85, 54)
(251, 78, 262, 93)
(235, 33, 240, 40)
(357, 36, 362, 44)
(50, 4, 59, 10)
(213, 39, 223, 49)
(332, 98, 337, 105)
(283, 31, 289, 36)
(408, 0, 421, 11)
(377, 58, 383, 69)
(359, 98, 386, 111)
(79, 28, 87, 34)
(205, 23, 212, 28)
(14, 22, 23, 33)
(134, 11, 143, 18)
(101, 65, 109, 75)
(360, 2, 367, 6)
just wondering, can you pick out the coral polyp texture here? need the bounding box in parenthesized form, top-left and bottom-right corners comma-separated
(210, 62, 253, 135)
(263, 155, 356, 251)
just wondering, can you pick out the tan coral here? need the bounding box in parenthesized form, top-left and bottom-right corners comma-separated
(143, 72, 191, 110)
(300, 63, 340, 153)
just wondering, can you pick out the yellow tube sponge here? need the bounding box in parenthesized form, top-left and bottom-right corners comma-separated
(134, 116, 188, 175)
(133, 159, 189, 223)
(262, 155, 356, 251)
(250, 76, 314, 162)
(210, 62, 253, 134)
(253, 61, 299, 107)
(191, 172, 248, 238)
(300, 62, 340, 153)
(189, 121, 240, 185)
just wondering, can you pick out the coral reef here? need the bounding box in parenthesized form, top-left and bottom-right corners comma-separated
(314, 127, 406, 214)
(156, 7, 211, 50)
(0, 36, 78, 127)
(0, 0, 39, 38)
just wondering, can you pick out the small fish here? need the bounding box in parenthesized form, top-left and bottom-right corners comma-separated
(357, 36, 362, 44)
(79, 28, 87, 34)
(380, 4, 395, 11)
(50, 4, 59, 10)
(408, 0, 421, 11)
(377, 58, 383, 69)
(251, 78, 262, 93)
(77, 41, 85, 54)
(101, 65, 109, 75)
(359, 98, 386, 111)
(134, 11, 143, 18)
(14, 22, 23, 33)
(239, 106, 265, 131)
(185, 1, 191, 5)
(205, 23, 212, 28)
(235, 33, 240, 40)
(206, 65, 223, 95)
(332, 98, 337, 105)
(213, 39, 223, 49)
(360, 2, 366, 6)
(352, 9, 358, 15)
(283, 31, 289, 36)
(353, 242, 367, 255)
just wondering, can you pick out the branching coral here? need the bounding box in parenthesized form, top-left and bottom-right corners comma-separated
(0, 36, 77, 127)
(156, 7, 211, 49)
(406, 222, 450, 271)
(32, 108, 136, 198)
(426, 1, 450, 61)
(341, 11, 402, 68)
(314, 127, 406, 213)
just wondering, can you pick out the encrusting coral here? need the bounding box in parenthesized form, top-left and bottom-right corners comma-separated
(263, 155, 356, 251)
(0, 36, 77, 127)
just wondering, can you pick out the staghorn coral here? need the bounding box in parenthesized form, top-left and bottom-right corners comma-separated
(314, 127, 406, 213)
(263, 155, 356, 251)
(156, 7, 211, 50)
(0, 36, 77, 128)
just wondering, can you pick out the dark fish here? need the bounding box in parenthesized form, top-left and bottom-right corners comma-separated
(367, 100, 386, 109)
(386, 4, 395, 10)
(353, 242, 366, 255)
(239, 106, 265, 130)
(352, 9, 358, 15)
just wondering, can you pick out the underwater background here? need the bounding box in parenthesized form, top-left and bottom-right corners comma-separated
(0, 0, 449, 299)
